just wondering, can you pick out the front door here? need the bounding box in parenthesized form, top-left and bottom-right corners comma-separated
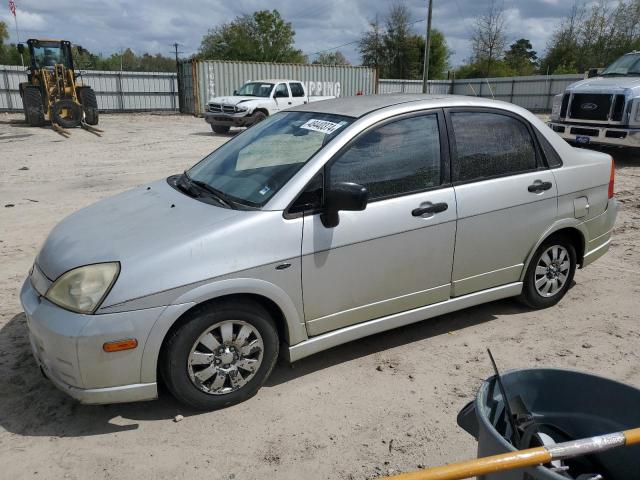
(298, 111, 457, 336)
(446, 108, 559, 296)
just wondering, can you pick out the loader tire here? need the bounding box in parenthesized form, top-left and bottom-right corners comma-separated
(24, 87, 45, 127)
(78, 87, 99, 125)
(51, 100, 82, 129)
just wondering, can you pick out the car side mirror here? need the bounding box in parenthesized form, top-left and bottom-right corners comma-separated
(321, 182, 368, 228)
(587, 68, 598, 78)
(233, 90, 238, 95)
(17, 44, 24, 54)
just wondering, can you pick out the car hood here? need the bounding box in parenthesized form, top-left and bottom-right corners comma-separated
(35, 179, 301, 309)
(209, 96, 264, 105)
(567, 76, 640, 95)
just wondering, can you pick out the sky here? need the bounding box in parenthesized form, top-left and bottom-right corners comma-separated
(0, 0, 602, 67)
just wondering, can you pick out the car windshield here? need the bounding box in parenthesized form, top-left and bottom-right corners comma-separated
(187, 111, 354, 207)
(601, 53, 640, 76)
(236, 82, 274, 97)
(31, 43, 70, 68)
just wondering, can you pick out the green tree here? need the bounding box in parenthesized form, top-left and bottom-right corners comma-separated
(313, 51, 350, 65)
(540, 0, 640, 74)
(504, 39, 538, 75)
(470, 0, 507, 77)
(0, 20, 8, 62)
(359, 5, 451, 79)
(199, 10, 306, 63)
(358, 15, 387, 72)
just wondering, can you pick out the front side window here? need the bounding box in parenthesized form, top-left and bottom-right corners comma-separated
(450, 112, 537, 183)
(187, 112, 353, 207)
(329, 114, 442, 200)
(274, 83, 289, 98)
(290, 83, 305, 97)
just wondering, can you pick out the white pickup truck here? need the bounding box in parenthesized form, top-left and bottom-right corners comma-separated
(548, 51, 640, 148)
(204, 79, 335, 134)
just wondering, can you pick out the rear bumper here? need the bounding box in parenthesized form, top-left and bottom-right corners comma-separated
(20, 277, 161, 404)
(204, 112, 252, 127)
(548, 122, 640, 148)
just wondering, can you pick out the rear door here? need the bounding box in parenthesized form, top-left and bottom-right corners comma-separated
(288, 82, 307, 108)
(273, 83, 292, 111)
(446, 108, 558, 296)
(296, 110, 457, 336)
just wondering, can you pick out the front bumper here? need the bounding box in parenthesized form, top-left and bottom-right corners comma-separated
(204, 111, 252, 127)
(548, 121, 640, 148)
(20, 277, 162, 404)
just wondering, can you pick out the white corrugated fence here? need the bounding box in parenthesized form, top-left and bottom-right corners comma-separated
(0, 65, 178, 112)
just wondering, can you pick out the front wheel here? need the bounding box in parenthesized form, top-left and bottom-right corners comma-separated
(211, 125, 230, 134)
(519, 236, 577, 309)
(161, 300, 279, 410)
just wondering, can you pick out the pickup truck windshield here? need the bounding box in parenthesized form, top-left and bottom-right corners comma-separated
(236, 82, 275, 97)
(601, 53, 640, 76)
(187, 111, 354, 207)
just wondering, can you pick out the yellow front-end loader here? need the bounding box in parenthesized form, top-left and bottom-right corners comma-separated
(17, 39, 101, 135)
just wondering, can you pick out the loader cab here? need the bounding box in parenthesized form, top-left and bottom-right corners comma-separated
(24, 39, 74, 71)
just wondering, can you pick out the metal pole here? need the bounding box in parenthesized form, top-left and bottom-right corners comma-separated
(12, 4, 24, 66)
(421, 0, 433, 94)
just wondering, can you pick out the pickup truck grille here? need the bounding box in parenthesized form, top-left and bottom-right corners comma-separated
(208, 103, 237, 114)
(567, 93, 626, 122)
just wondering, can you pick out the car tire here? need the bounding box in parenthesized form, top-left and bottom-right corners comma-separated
(77, 87, 99, 125)
(251, 110, 267, 125)
(23, 87, 46, 127)
(519, 235, 577, 309)
(211, 125, 230, 134)
(161, 299, 279, 410)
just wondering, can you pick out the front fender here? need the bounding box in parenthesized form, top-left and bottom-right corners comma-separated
(139, 278, 307, 383)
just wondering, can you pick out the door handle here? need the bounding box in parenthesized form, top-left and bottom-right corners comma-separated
(528, 181, 553, 193)
(412, 202, 448, 217)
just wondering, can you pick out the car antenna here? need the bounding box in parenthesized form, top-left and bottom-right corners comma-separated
(487, 348, 521, 446)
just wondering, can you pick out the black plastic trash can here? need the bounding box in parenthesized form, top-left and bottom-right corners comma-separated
(457, 368, 640, 480)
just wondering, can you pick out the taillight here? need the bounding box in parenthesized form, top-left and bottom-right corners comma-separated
(608, 158, 615, 199)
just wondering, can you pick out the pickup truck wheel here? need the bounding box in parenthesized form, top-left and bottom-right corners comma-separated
(251, 110, 267, 125)
(161, 300, 279, 410)
(211, 125, 230, 134)
(519, 236, 576, 309)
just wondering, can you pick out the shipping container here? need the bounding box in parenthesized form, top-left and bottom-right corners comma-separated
(179, 60, 378, 115)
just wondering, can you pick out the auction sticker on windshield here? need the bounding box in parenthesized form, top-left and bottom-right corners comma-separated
(300, 119, 345, 135)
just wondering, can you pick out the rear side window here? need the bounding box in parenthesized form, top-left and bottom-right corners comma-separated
(290, 83, 305, 97)
(329, 114, 441, 200)
(535, 130, 563, 168)
(450, 112, 538, 182)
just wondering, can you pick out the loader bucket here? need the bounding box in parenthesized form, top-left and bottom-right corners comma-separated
(458, 368, 640, 479)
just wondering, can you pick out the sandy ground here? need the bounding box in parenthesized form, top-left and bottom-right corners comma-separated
(0, 112, 639, 480)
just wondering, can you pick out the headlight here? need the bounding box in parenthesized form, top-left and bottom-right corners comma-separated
(551, 94, 563, 120)
(46, 262, 120, 314)
(634, 99, 640, 123)
(236, 105, 248, 112)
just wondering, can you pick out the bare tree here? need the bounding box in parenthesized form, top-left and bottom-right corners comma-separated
(470, 0, 507, 77)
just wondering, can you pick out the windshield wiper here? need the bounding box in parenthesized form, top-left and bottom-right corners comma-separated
(181, 171, 237, 209)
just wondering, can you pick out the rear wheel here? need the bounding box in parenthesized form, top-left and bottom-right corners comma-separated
(520, 236, 577, 309)
(211, 125, 230, 134)
(23, 87, 45, 127)
(161, 300, 279, 410)
(77, 87, 99, 125)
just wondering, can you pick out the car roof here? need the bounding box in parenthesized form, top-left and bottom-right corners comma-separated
(247, 79, 294, 84)
(287, 94, 484, 118)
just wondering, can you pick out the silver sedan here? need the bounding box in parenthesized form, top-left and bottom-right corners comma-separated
(21, 94, 617, 410)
